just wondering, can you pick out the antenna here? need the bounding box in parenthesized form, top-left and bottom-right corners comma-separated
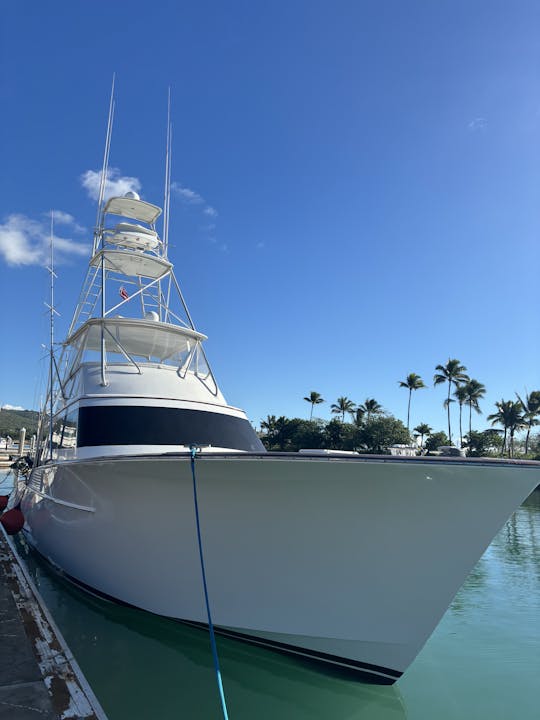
(45, 212, 60, 461)
(93, 74, 116, 254)
(163, 87, 172, 258)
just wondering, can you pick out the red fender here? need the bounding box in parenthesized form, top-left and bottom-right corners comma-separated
(0, 495, 9, 512)
(0, 507, 25, 535)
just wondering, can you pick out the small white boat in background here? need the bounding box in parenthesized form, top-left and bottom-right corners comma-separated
(15, 104, 540, 684)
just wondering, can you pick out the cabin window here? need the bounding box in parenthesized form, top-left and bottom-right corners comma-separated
(77, 405, 265, 452)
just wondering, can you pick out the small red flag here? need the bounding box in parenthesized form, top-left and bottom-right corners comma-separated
(120, 286, 129, 300)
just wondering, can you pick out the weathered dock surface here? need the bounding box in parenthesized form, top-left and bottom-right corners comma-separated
(0, 525, 107, 719)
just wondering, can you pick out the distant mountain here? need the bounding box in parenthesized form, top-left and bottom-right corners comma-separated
(0, 409, 40, 438)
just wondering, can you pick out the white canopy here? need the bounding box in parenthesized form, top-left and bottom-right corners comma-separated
(104, 196, 162, 224)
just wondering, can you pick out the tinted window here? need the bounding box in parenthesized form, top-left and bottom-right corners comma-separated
(78, 406, 265, 452)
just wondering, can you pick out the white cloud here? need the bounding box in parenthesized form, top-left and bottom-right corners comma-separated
(204, 206, 218, 217)
(80, 167, 142, 202)
(1, 404, 24, 411)
(0, 214, 90, 267)
(47, 210, 85, 234)
(468, 117, 487, 131)
(51, 210, 75, 225)
(171, 183, 204, 204)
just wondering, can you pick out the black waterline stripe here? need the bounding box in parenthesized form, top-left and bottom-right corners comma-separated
(23, 533, 402, 684)
(179, 618, 402, 681)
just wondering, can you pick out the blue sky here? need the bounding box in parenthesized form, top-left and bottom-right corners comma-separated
(1, 1, 539, 438)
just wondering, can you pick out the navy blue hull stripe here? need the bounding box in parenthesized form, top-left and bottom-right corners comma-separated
(77, 405, 265, 452)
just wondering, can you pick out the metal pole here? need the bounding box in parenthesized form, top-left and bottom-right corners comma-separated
(18, 428, 26, 457)
(94, 75, 115, 255)
(100, 255, 108, 387)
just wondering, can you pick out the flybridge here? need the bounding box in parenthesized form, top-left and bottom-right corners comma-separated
(65, 317, 207, 369)
(58, 316, 218, 403)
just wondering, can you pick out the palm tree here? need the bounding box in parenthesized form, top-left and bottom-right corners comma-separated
(516, 390, 540, 454)
(303, 391, 324, 421)
(487, 400, 526, 458)
(413, 423, 432, 451)
(398, 373, 426, 432)
(443, 397, 455, 439)
(260, 415, 277, 446)
(331, 396, 356, 423)
(273, 415, 293, 450)
(358, 398, 383, 423)
(433, 359, 469, 444)
(353, 407, 365, 427)
(260, 415, 277, 435)
(464, 379, 486, 435)
(453, 384, 468, 447)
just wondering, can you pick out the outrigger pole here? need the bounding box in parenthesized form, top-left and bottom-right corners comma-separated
(94, 74, 115, 255)
(163, 87, 172, 259)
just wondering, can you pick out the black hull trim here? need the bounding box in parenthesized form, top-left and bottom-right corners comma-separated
(23, 533, 402, 685)
(178, 618, 402, 684)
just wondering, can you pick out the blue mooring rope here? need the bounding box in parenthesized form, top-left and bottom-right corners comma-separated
(189, 446, 230, 720)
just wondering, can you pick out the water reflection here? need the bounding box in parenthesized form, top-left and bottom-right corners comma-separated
(490, 491, 540, 579)
(450, 490, 540, 616)
(503, 512, 527, 560)
(449, 558, 489, 615)
(18, 540, 407, 720)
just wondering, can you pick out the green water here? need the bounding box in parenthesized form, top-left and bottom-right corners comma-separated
(2, 470, 539, 719)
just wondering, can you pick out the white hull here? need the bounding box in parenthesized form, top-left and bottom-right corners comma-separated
(19, 453, 539, 684)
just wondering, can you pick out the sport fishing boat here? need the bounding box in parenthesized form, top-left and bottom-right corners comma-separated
(13, 108, 540, 684)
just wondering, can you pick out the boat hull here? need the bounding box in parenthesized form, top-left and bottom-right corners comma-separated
(19, 454, 540, 684)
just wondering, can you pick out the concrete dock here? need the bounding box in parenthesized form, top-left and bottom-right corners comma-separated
(0, 525, 107, 719)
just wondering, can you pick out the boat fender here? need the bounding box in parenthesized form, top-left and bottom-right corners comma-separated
(0, 495, 9, 512)
(0, 507, 24, 535)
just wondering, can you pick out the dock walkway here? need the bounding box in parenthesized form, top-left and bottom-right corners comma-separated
(0, 525, 107, 719)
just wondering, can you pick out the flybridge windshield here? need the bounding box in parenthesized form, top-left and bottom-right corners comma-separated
(66, 318, 207, 368)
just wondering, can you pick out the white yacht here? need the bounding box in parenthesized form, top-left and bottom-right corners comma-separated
(16, 184, 540, 685)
